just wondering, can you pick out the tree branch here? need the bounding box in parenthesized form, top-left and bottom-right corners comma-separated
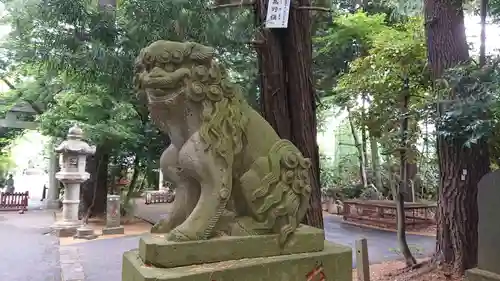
(0, 76, 44, 114)
(294, 6, 332, 12)
(209, 1, 255, 9)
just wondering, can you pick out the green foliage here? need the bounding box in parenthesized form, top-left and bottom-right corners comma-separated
(435, 62, 500, 147)
(316, 12, 440, 199)
(320, 13, 430, 158)
(0, 0, 258, 191)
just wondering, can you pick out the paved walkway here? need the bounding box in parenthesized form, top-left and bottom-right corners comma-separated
(64, 202, 436, 281)
(0, 210, 60, 281)
(323, 215, 434, 264)
(68, 235, 139, 281)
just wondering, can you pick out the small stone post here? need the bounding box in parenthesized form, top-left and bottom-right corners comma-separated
(102, 194, 125, 235)
(51, 125, 96, 237)
(44, 139, 60, 209)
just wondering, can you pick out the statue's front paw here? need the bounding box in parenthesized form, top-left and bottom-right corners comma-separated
(150, 219, 173, 234)
(166, 228, 193, 242)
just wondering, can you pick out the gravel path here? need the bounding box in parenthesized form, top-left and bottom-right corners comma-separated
(0, 210, 60, 281)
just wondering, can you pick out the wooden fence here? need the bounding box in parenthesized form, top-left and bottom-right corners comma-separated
(0, 191, 29, 211)
(341, 199, 436, 230)
(144, 191, 174, 204)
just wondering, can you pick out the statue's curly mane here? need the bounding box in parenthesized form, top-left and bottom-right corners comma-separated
(187, 61, 249, 164)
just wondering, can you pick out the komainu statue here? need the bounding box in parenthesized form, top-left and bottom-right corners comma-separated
(134, 40, 312, 245)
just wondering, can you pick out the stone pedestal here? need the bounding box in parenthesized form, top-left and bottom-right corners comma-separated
(466, 170, 500, 281)
(122, 225, 352, 281)
(102, 195, 124, 235)
(74, 225, 98, 240)
(467, 268, 500, 281)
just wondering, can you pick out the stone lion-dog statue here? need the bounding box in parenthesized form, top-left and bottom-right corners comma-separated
(134, 40, 312, 245)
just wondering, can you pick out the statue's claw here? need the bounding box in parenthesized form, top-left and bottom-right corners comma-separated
(150, 219, 175, 234)
(166, 228, 193, 242)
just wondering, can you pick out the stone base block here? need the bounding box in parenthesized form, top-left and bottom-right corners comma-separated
(467, 268, 500, 281)
(123, 241, 352, 281)
(52, 226, 77, 238)
(102, 226, 125, 235)
(140, 224, 324, 268)
(74, 226, 98, 240)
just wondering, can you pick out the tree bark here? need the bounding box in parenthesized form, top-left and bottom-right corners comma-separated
(424, 0, 491, 272)
(254, 0, 323, 229)
(348, 109, 368, 188)
(370, 136, 383, 190)
(397, 77, 416, 266)
(126, 156, 141, 201)
(79, 145, 109, 218)
(479, 0, 488, 67)
(361, 93, 369, 170)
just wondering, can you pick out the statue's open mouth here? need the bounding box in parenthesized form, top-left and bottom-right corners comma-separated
(146, 88, 185, 105)
(142, 68, 191, 106)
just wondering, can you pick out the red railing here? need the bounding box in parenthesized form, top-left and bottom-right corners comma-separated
(0, 191, 29, 211)
(144, 191, 174, 204)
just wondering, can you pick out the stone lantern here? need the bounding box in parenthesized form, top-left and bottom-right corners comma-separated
(51, 124, 96, 237)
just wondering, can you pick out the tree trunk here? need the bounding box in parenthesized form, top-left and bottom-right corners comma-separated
(348, 109, 368, 188)
(370, 136, 383, 190)
(479, 0, 488, 67)
(361, 93, 369, 170)
(255, 0, 323, 229)
(79, 145, 109, 219)
(400, 78, 413, 202)
(397, 77, 416, 266)
(126, 156, 141, 201)
(395, 190, 417, 266)
(424, 0, 491, 272)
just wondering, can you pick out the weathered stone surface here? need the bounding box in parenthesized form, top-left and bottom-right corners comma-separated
(477, 170, 500, 274)
(467, 268, 500, 281)
(135, 40, 312, 244)
(52, 125, 95, 236)
(140, 224, 324, 268)
(123, 241, 352, 281)
(53, 226, 78, 238)
(74, 226, 98, 240)
(106, 195, 121, 229)
(102, 226, 125, 235)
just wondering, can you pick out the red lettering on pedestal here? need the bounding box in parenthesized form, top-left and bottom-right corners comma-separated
(306, 264, 326, 281)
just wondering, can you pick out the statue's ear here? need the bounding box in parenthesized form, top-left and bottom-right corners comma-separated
(187, 42, 215, 63)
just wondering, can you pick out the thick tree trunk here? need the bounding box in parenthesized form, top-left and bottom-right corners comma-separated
(79, 145, 109, 219)
(255, 0, 323, 229)
(425, 0, 491, 272)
